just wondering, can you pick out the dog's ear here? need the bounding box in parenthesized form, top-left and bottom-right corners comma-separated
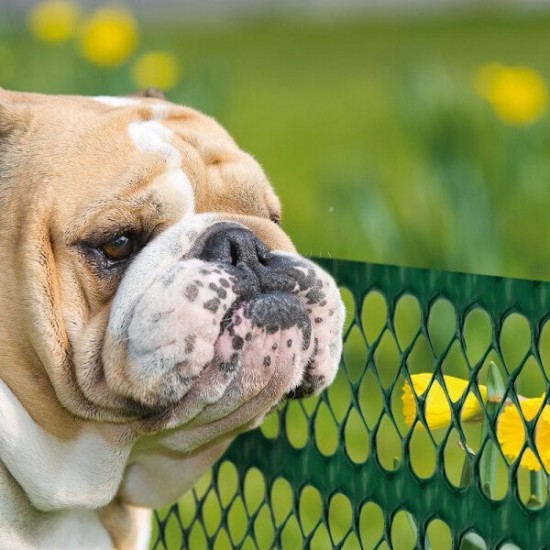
(128, 87, 167, 100)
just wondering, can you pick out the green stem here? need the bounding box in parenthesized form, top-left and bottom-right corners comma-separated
(527, 470, 545, 509)
(479, 362, 506, 498)
(459, 442, 474, 488)
(479, 431, 497, 499)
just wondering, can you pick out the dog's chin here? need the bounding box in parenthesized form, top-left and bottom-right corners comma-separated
(134, 288, 314, 416)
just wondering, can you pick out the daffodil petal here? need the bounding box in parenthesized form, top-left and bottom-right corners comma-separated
(402, 374, 487, 430)
(497, 398, 550, 472)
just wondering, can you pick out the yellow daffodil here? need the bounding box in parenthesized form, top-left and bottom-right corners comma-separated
(79, 6, 138, 67)
(497, 397, 550, 471)
(475, 63, 548, 125)
(27, 0, 80, 44)
(402, 374, 487, 431)
(132, 51, 181, 91)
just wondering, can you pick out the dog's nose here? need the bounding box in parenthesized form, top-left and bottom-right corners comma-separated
(195, 223, 299, 297)
(197, 225, 271, 269)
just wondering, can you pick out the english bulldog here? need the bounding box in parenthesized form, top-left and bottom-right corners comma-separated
(0, 88, 344, 549)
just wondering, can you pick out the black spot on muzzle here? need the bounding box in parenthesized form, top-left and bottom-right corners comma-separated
(188, 223, 326, 402)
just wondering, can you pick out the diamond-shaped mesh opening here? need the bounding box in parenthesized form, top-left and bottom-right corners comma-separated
(426, 518, 453, 549)
(152, 259, 550, 549)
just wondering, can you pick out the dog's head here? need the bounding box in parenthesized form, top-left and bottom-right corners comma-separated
(0, 90, 344, 439)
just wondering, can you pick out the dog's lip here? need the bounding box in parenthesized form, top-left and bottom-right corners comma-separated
(216, 290, 314, 394)
(100, 249, 330, 420)
(129, 291, 313, 427)
(207, 261, 319, 401)
(219, 290, 311, 339)
(211, 260, 299, 303)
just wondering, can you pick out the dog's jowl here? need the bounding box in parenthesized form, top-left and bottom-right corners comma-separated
(0, 89, 344, 549)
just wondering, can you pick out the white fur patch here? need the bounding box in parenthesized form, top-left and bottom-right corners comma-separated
(151, 102, 169, 120)
(129, 118, 195, 214)
(133, 508, 153, 550)
(92, 96, 140, 107)
(0, 380, 130, 511)
(92, 96, 195, 218)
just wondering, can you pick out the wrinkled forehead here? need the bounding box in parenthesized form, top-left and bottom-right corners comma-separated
(19, 93, 239, 175)
(6, 92, 281, 229)
(11, 96, 190, 228)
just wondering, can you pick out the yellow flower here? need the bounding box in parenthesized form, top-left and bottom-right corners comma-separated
(79, 6, 138, 67)
(402, 374, 487, 431)
(497, 397, 550, 471)
(132, 51, 181, 91)
(27, 0, 80, 44)
(475, 63, 548, 125)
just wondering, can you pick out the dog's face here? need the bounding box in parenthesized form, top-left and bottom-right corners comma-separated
(0, 90, 344, 441)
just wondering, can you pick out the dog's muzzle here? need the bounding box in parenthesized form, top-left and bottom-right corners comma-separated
(195, 224, 312, 344)
(99, 217, 344, 422)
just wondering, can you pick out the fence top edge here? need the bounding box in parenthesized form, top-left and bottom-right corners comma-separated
(311, 257, 550, 321)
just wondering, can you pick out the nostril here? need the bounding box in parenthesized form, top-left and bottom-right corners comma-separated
(196, 225, 271, 269)
(229, 241, 240, 267)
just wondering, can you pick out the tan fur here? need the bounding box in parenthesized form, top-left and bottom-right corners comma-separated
(0, 90, 289, 439)
(98, 501, 151, 550)
(0, 90, 292, 547)
(0, 89, 343, 549)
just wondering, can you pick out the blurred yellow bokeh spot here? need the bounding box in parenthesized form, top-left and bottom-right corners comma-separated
(132, 51, 181, 91)
(475, 63, 548, 125)
(80, 6, 138, 68)
(27, 0, 80, 44)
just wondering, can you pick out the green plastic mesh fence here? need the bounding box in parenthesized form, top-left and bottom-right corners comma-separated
(151, 258, 550, 549)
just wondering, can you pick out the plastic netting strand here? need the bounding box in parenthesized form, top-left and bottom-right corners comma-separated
(152, 258, 550, 549)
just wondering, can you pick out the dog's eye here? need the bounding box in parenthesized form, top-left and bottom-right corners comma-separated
(100, 233, 138, 262)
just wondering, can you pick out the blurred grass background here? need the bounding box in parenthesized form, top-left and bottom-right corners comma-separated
(4, 4, 550, 279)
(3, 1, 550, 548)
